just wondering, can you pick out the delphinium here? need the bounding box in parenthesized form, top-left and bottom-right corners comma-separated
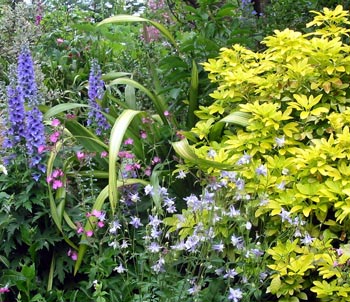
(2, 47, 46, 179)
(17, 45, 46, 178)
(2, 66, 26, 155)
(87, 59, 110, 136)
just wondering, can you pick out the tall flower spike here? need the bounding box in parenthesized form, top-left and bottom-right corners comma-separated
(17, 46, 38, 106)
(17, 47, 46, 178)
(3, 72, 26, 149)
(87, 60, 110, 135)
(25, 107, 46, 169)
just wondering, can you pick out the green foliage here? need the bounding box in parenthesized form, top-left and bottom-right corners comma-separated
(174, 5, 350, 301)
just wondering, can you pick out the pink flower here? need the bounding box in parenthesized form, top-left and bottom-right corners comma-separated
(66, 114, 76, 119)
(124, 138, 134, 145)
(101, 151, 108, 158)
(152, 156, 161, 165)
(52, 169, 63, 178)
(164, 110, 170, 116)
(0, 285, 9, 293)
(144, 166, 152, 176)
(52, 179, 63, 190)
(51, 119, 61, 127)
(46, 175, 53, 184)
(67, 249, 78, 261)
(92, 209, 102, 218)
(76, 151, 85, 160)
(38, 145, 46, 154)
(97, 221, 105, 228)
(140, 130, 147, 139)
(76, 222, 84, 234)
(49, 131, 60, 143)
(176, 131, 185, 140)
(56, 38, 64, 45)
(86, 230, 94, 237)
(118, 151, 134, 159)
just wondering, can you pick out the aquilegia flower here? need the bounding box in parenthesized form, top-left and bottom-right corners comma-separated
(87, 60, 110, 135)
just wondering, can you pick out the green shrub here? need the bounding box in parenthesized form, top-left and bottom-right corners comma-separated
(174, 5, 350, 301)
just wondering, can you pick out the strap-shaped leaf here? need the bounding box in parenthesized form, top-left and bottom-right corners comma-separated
(172, 139, 231, 169)
(98, 15, 177, 48)
(109, 109, 142, 214)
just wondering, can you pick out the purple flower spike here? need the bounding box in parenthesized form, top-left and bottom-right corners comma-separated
(17, 46, 38, 106)
(88, 60, 110, 135)
(3, 85, 26, 148)
(25, 107, 46, 172)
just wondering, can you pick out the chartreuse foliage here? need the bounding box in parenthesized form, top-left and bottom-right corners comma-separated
(173, 5, 350, 302)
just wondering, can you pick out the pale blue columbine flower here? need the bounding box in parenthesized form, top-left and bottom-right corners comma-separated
(159, 186, 169, 197)
(150, 227, 162, 239)
(109, 220, 121, 234)
(212, 241, 225, 252)
(224, 268, 238, 279)
(256, 165, 268, 176)
(235, 178, 245, 191)
(301, 233, 315, 245)
(227, 205, 241, 217)
(221, 171, 237, 182)
(245, 221, 252, 230)
(148, 242, 161, 253)
(188, 283, 201, 295)
(279, 208, 292, 224)
(163, 196, 177, 213)
(185, 234, 200, 252)
(151, 257, 165, 273)
(184, 194, 202, 211)
(87, 60, 110, 135)
(120, 240, 129, 249)
(176, 170, 187, 179)
(149, 215, 162, 227)
(275, 136, 286, 148)
(144, 184, 154, 196)
(276, 180, 286, 190)
(129, 216, 143, 228)
(207, 149, 217, 159)
(228, 288, 243, 302)
(231, 235, 244, 250)
(236, 153, 251, 165)
(114, 263, 127, 273)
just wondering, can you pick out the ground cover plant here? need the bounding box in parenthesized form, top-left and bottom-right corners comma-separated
(1, 1, 350, 302)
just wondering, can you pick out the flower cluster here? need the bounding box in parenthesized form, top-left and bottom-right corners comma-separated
(87, 60, 110, 136)
(2, 83, 26, 149)
(46, 169, 64, 190)
(2, 47, 46, 178)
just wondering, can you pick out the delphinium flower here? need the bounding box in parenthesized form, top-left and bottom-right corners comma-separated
(2, 73, 26, 150)
(25, 107, 46, 171)
(87, 60, 110, 136)
(17, 46, 38, 105)
(17, 46, 46, 177)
